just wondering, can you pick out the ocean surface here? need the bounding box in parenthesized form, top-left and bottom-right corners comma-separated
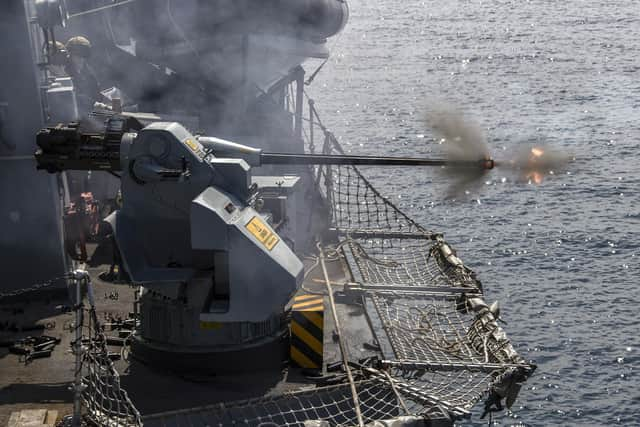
(307, 1, 639, 425)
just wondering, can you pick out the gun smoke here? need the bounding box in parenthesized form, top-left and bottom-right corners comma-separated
(425, 102, 572, 197)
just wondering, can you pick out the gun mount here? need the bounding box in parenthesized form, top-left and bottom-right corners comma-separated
(37, 117, 304, 370)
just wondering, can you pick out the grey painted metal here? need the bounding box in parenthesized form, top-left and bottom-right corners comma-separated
(251, 175, 302, 250)
(192, 186, 303, 322)
(46, 80, 79, 123)
(190, 136, 480, 171)
(110, 122, 302, 352)
(0, 0, 67, 291)
(261, 153, 450, 166)
(70, 270, 89, 427)
(345, 282, 482, 296)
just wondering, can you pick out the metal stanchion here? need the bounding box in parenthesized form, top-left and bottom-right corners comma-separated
(70, 269, 89, 427)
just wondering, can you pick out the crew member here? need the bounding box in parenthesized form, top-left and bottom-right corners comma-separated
(65, 36, 102, 114)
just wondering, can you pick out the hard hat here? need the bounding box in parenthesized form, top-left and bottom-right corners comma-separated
(66, 36, 92, 58)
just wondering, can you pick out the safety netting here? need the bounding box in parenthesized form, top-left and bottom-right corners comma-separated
(143, 378, 450, 427)
(80, 306, 142, 426)
(310, 130, 481, 292)
(305, 122, 534, 423)
(366, 292, 523, 366)
(141, 361, 528, 426)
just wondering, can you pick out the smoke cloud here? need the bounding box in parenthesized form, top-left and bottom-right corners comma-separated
(424, 103, 489, 198)
(424, 102, 572, 196)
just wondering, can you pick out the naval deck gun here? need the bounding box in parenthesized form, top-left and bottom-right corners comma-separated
(35, 115, 495, 370)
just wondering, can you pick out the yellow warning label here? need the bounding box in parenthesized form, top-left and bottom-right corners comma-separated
(184, 138, 200, 153)
(246, 216, 279, 251)
(199, 321, 223, 330)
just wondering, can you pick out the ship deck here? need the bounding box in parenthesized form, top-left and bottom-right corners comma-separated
(1, 222, 534, 426)
(0, 245, 382, 425)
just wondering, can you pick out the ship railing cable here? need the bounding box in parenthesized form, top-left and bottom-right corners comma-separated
(317, 242, 365, 427)
(0, 275, 71, 301)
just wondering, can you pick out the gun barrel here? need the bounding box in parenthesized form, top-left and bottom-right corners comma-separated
(261, 153, 495, 169)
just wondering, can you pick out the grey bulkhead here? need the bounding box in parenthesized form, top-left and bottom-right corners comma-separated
(110, 122, 303, 346)
(0, 2, 67, 290)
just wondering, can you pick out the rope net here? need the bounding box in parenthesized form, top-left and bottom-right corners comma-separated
(80, 307, 142, 426)
(329, 163, 427, 237)
(311, 127, 533, 421)
(367, 293, 524, 366)
(143, 378, 450, 427)
(342, 236, 481, 290)
(312, 131, 481, 292)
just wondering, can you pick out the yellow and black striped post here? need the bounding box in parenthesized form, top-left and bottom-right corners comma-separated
(289, 294, 324, 369)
